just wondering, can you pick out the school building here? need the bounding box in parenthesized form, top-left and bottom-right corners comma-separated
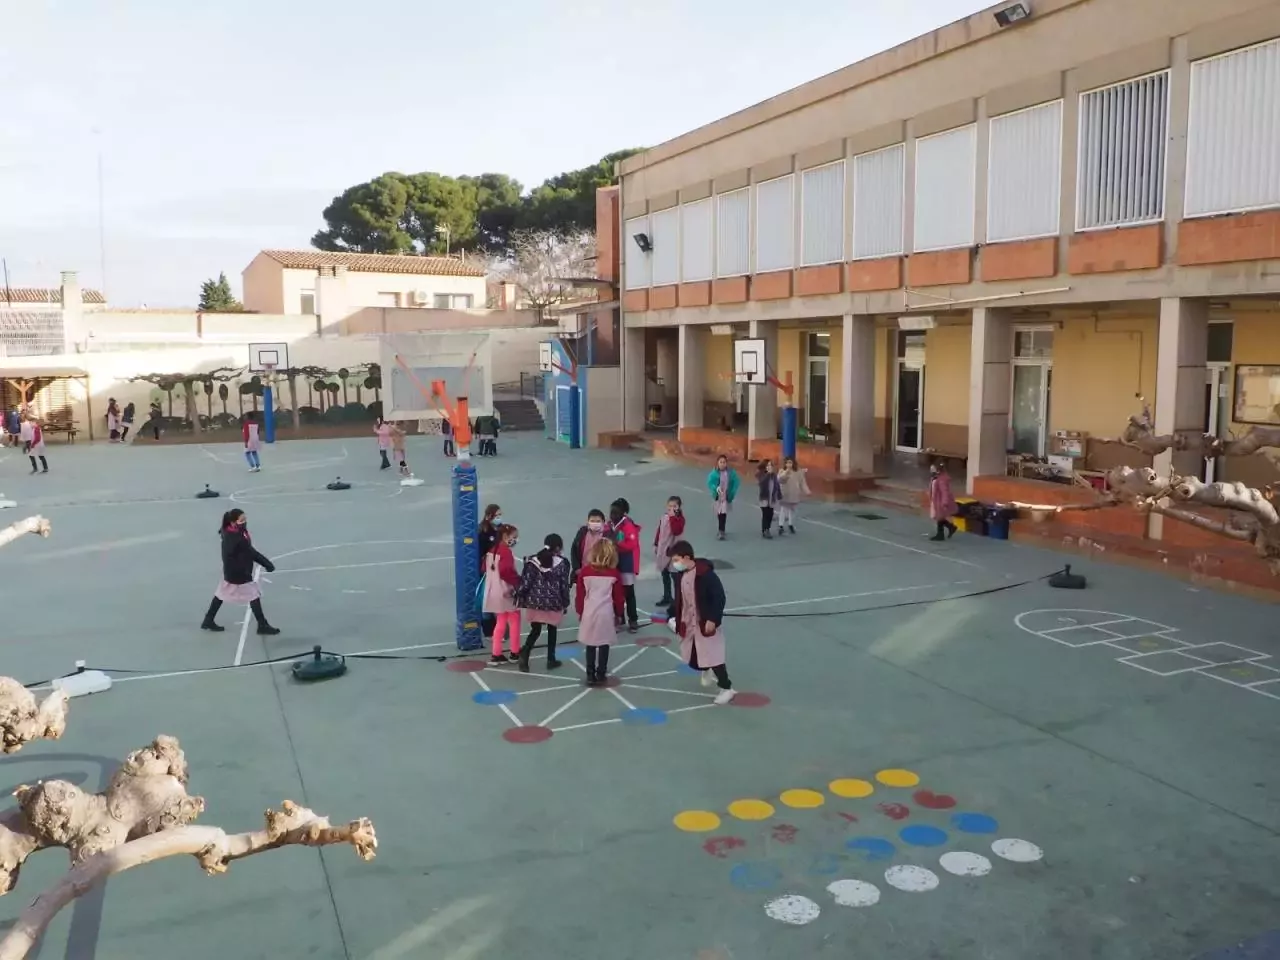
(604, 0, 1280, 586)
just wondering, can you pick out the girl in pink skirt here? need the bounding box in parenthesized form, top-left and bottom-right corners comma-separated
(201, 508, 279, 635)
(514, 533, 571, 673)
(575, 538, 625, 685)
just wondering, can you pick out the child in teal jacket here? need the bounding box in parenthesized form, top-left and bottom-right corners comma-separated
(705, 455, 740, 540)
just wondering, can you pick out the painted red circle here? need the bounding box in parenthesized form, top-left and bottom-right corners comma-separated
(446, 660, 487, 673)
(597, 675, 623, 688)
(503, 726, 553, 744)
(635, 635, 672, 647)
(730, 692, 771, 708)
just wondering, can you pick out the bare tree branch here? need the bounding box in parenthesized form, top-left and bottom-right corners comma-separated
(0, 516, 50, 551)
(489, 228, 597, 321)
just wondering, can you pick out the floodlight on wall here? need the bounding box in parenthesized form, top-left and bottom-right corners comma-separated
(633, 232, 653, 253)
(993, 2, 1031, 26)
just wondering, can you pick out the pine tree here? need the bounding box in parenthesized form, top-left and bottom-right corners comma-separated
(198, 272, 244, 312)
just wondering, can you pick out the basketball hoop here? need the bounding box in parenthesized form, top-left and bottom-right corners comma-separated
(261, 363, 277, 384)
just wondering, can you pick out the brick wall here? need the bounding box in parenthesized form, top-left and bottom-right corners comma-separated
(1067, 224, 1162, 274)
(1177, 210, 1280, 266)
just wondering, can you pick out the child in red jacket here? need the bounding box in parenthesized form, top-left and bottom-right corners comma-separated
(609, 498, 642, 632)
(654, 495, 686, 609)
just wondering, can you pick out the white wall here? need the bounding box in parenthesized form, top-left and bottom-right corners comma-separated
(281, 268, 487, 314)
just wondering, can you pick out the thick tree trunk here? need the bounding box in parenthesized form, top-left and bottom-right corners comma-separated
(288, 375, 301, 431)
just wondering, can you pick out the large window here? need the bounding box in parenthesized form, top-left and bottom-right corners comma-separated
(1077, 71, 1169, 230)
(649, 208, 679, 287)
(988, 100, 1063, 242)
(851, 144, 905, 260)
(716, 189, 750, 277)
(1186, 38, 1280, 218)
(805, 332, 830, 428)
(433, 293, 474, 308)
(800, 161, 845, 266)
(680, 199, 713, 282)
(913, 125, 977, 251)
(624, 217, 650, 290)
(754, 174, 794, 273)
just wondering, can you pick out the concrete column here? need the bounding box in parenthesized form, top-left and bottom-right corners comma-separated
(1149, 297, 1208, 538)
(966, 307, 1011, 493)
(621, 325, 646, 432)
(746, 318, 779, 440)
(839, 313, 876, 475)
(678, 324, 706, 430)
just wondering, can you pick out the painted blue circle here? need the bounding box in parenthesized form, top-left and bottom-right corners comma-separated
(846, 837, 896, 861)
(808, 853, 843, 876)
(678, 664, 701, 676)
(621, 707, 668, 726)
(899, 825, 949, 847)
(472, 689, 518, 706)
(729, 861, 783, 892)
(951, 812, 999, 834)
(553, 645, 583, 659)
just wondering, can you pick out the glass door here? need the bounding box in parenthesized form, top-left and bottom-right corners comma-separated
(1010, 363, 1050, 455)
(1203, 364, 1229, 483)
(805, 332, 831, 429)
(895, 364, 924, 450)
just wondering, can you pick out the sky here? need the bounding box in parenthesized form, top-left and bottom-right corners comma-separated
(0, 0, 984, 307)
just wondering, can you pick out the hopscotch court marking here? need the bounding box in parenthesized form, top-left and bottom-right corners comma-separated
(1015, 609, 1279, 701)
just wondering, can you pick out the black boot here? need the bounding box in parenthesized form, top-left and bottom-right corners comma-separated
(546, 630, 562, 670)
(201, 597, 225, 631)
(251, 598, 280, 635)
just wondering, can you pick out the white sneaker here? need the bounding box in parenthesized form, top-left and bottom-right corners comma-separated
(700, 670, 715, 688)
(714, 688, 737, 705)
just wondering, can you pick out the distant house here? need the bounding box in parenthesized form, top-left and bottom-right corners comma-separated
(242, 249, 487, 315)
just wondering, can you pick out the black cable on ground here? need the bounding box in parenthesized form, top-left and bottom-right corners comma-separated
(16, 570, 1063, 688)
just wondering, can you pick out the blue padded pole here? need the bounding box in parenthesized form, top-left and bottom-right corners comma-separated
(452, 460, 483, 651)
(263, 384, 276, 443)
(781, 405, 798, 463)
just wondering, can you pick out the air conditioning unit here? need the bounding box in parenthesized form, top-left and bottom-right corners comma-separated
(558, 312, 587, 336)
(412, 290, 429, 305)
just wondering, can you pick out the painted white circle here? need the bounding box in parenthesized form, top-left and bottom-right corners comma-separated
(826, 879, 881, 907)
(763, 894, 821, 925)
(991, 838, 1044, 863)
(884, 865, 940, 892)
(939, 851, 993, 877)
(0, 500, 15, 509)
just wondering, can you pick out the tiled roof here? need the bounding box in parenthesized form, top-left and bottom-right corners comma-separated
(0, 287, 106, 305)
(261, 249, 486, 278)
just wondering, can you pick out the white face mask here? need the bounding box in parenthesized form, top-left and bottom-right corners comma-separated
(588, 521, 603, 532)
(670, 559, 690, 572)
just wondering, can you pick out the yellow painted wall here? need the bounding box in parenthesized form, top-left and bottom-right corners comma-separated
(1225, 315, 1280, 432)
(778, 329, 803, 412)
(874, 328, 888, 421)
(923, 325, 970, 426)
(703, 333, 735, 402)
(1048, 315, 1157, 439)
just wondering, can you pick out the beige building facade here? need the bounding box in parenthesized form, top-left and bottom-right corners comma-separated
(612, 0, 1280, 547)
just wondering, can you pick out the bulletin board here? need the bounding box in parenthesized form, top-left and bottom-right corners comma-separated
(1232, 365, 1280, 425)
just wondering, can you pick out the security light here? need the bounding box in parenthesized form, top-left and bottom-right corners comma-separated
(633, 232, 652, 253)
(993, 2, 1030, 26)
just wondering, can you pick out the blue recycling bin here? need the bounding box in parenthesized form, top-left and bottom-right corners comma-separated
(985, 507, 1011, 541)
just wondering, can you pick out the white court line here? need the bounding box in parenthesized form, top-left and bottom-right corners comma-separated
(800, 517, 983, 568)
(514, 684, 585, 697)
(24, 530, 183, 561)
(608, 687, 638, 711)
(1039, 618, 1148, 634)
(666, 702, 719, 716)
(549, 700, 719, 733)
(472, 671, 522, 727)
(618, 669, 678, 681)
(232, 565, 262, 666)
(609, 648, 648, 674)
(273, 557, 451, 574)
(620, 683, 716, 699)
(540, 689, 592, 727)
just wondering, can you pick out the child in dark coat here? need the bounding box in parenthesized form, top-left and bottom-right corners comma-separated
(609, 498, 642, 632)
(570, 508, 609, 577)
(201, 508, 279, 635)
(514, 533, 572, 672)
(667, 540, 735, 704)
(756, 460, 782, 539)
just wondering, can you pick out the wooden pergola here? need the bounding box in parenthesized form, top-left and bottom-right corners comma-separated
(1, 366, 94, 441)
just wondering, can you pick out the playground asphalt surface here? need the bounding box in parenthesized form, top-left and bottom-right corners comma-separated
(0, 434, 1277, 960)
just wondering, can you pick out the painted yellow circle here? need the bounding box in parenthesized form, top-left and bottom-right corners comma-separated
(673, 810, 722, 832)
(829, 778, 875, 799)
(779, 789, 826, 809)
(875, 769, 921, 788)
(727, 799, 776, 821)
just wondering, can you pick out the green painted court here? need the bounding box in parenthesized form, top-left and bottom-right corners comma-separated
(1, 435, 1277, 959)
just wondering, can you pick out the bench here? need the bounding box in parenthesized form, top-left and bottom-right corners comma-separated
(43, 418, 79, 443)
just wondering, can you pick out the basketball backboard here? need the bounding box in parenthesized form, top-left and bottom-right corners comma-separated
(249, 342, 290, 372)
(733, 337, 768, 385)
(539, 341, 554, 373)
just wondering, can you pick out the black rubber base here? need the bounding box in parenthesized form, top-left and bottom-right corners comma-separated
(1048, 564, 1087, 589)
(326, 478, 351, 491)
(195, 485, 220, 499)
(292, 654, 347, 681)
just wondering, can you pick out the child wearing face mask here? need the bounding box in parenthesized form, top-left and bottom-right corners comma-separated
(482, 523, 522, 664)
(666, 539, 735, 705)
(478, 504, 503, 640)
(756, 459, 783, 539)
(776, 456, 809, 536)
(929, 462, 958, 541)
(653, 496, 686, 610)
(609, 498, 642, 632)
(570, 508, 609, 578)
(706, 454, 740, 541)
